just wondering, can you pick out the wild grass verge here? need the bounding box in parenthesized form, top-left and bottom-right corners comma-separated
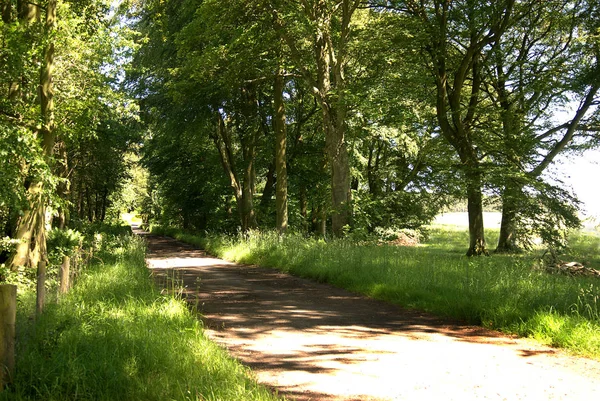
(151, 225, 600, 360)
(2, 230, 283, 401)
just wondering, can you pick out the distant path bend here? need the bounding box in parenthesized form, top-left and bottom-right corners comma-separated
(138, 228, 600, 401)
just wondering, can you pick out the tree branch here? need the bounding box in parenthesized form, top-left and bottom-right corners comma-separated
(268, 5, 322, 100)
(531, 82, 600, 177)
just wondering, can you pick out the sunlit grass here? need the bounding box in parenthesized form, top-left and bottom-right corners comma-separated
(121, 212, 143, 225)
(151, 225, 600, 360)
(3, 233, 283, 401)
(566, 230, 600, 270)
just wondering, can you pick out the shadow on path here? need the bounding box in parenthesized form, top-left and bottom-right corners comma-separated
(139, 229, 600, 401)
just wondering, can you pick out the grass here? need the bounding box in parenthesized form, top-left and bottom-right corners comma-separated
(2, 230, 284, 401)
(151, 224, 600, 360)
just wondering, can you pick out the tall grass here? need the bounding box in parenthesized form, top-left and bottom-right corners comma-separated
(3, 232, 283, 401)
(152, 225, 600, 360)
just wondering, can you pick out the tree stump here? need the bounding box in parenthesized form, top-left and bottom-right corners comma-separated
(0, 285, 16, 389)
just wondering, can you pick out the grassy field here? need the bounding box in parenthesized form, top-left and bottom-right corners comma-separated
(2, 229, 284, 401)
(152, 224, 600, 360)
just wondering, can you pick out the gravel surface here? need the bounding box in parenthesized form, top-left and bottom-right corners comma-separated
(141, 230, 600, 401)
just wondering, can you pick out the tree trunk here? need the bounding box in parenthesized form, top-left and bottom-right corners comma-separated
(1, 0, 11, 23)
(94, 192, 101, 222)
(496, 183, 521, 253)
(318, 55, 351, 236)
(100, 187, 108, 221)
(273, 69, 288, 233)
(300, 185, 308, 232)
(271, 1, 357, 237)
(17, 0, 39, 21)
(324, 106, 351, 236)
(77, 180, 84, 218)
(259, 161, 276, 212)
(36, 258, 46, 316)
(34, 0, 56, 315)
(212, 112, 258, 231)
(86, 188, 92, 221)
(366, 141, 384, 196)
(0, 284, 16, 389)
(241, 165, 257, 231)
(9, 182, 44, 269)
(55, 140, 70, 229)
(465, 169, 488, 257)
(7, 0, 48, 271)
(311, 204, 326, 238)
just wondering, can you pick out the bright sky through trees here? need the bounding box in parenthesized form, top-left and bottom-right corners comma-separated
(561, 149, 600, 219)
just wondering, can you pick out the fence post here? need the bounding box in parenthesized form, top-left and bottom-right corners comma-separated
(0, 284, 16, 389)
(59, 255, 70, 294)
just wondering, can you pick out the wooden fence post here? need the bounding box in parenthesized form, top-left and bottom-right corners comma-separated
(59, 255, 70, 294)
(0, 284, 16, 389)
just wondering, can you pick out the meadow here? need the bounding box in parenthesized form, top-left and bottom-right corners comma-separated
(2, 229, 284, 401)
(151, 224, 600, 360)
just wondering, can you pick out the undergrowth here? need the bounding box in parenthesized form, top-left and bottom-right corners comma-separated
(2, 229, 283, 401)
(151, 225, 600, 360)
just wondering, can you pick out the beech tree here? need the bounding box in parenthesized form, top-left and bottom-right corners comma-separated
(125, 0, 598, 252)
(6, 0, 57, 280)
(1, 0, 138, 304)
(371, 0, 598, 254)
(268, 0, 363, 236)
(382, 0, 515, 255)
(487, 0, 600, 251)
(273, 63, 289, 233)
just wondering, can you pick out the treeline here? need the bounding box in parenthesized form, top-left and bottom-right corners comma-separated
(0, 0, 137, 292)
(128, 0, 599, 255)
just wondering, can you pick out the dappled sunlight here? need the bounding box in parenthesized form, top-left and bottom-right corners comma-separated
(147, 256, 234, 269)
(206, 316, 600, 401)
(143, 230, 600, 401)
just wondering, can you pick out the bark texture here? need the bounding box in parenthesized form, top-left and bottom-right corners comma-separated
(212, 112, 257, 232)
(272, 0, 360, 237)
(0, 285, 16, 390)
(59, 255, 70, 294)
(273, 69, 288, 233)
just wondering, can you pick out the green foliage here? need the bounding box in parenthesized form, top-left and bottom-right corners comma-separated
(0, 262, 37, 288)
(47, 227, 84, 259)
(2, 231, 283, 401)
(0, 127, 39, 217)
(0, 236, 19, 253)
(0, 0, 140, 277)
(518, 183, 582, 250)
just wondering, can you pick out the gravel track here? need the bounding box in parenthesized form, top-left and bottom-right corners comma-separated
(140, 230, 600, 401)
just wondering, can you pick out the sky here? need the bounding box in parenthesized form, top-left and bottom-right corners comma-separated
(435, 149, 600, 230)
(559, 148, 600, 222)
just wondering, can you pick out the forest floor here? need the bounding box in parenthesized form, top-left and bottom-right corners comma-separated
(139, 228, 600, 401)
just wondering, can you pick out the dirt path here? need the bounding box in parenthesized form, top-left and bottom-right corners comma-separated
(140, 230, 600, 401)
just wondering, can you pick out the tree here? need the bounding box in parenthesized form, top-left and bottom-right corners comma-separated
(385, 0, 515, 255)
(1, 0, 139, 301)
(129, 0, 295, 233)
(370, 0, 599, 253)
(273, 64, 288, 233)
(348, 9, 458, 231)
(9, 0, 56, 282)
(484, 0, 600, 251)
(125, 0, 598, 250)
(269, 0, 363, 236)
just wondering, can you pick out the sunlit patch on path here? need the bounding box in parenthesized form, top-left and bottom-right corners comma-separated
(139, 228, 600, 401)
(147, 257, 235, 269)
